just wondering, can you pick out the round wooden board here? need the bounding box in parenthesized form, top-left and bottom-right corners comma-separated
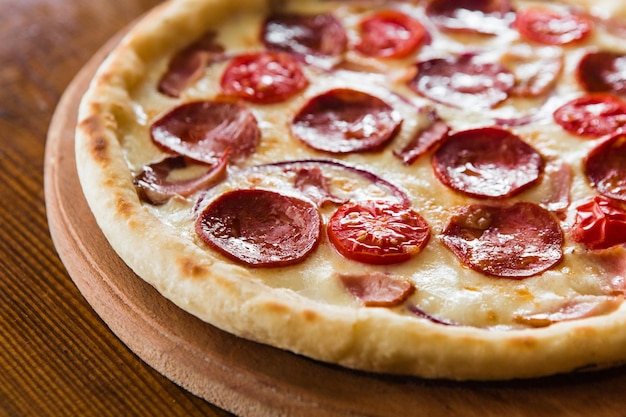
(44, 32, 626, 417)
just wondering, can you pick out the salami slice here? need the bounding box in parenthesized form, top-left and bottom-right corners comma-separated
(150, 100, 260, 164)
(441, 202, 564, 278)
(220, 51, 308, 104)
(262, 13, 347, 61)
(432, 127, 544, 199)
(291, 88, 402, 153)
(514, 7, 593, 45)
(196, 189, 321, 267)
(158, 31, 225, 98)
(577, 51, 626, 95)
(553, 94, 626, 138)
(409, 55, 515, 109)
(337, 272, 415, 307)
(584, 133, 626, 202)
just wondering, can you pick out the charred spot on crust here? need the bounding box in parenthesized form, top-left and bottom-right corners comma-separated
(177, 257, 211, 279)
(80, 114, 109, 163)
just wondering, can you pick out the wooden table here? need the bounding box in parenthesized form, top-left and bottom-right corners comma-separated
(0, 1, 231, 415)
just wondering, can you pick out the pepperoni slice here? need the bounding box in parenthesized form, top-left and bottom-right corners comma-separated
(328, 200, 430, 265)
(337, 272, 415, 307)
(514, 7, 593, 45)
(355, 10, 426, 59)
(553, 94, 626, 138)
(220, 51, 308, 104)
(135, 153, 228, 205)
(441, 202, 564, 278)
(262, 13, 347, 60)
(150, 101, 260, 164)
(571, 196, 626, 250)
(432, 127, 544, 199)
(584, 133, 626, 202)
(196, 189, 321, 267)
(577, 51, 626, 95)
(158, 31, 225, 98)
(291, 88, 402, 154)
(409, 55, 515, 109)
(425, 0, 514, 35)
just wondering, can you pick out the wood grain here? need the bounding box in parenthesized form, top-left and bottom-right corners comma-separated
(45, 8, 626, 417)
(0, 0, 229, 416)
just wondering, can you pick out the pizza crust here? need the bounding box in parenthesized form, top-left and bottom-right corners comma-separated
(76, 0, 626, 380)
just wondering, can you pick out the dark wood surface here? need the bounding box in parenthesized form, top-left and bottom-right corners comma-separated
(0, 1, 230, 416)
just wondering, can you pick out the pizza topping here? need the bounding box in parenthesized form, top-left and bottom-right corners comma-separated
(355, 9, 427, 59)
(135, 153, 228, 205)
(501, 44, 563, 97)
(432, 127, 544, 199)
(553, 94, 626, 138)
(220, 51, 308, 104)
(291, 88, 402, 153)
(425, 0, 514, 35)
(150, 100, 260, 164)
(328, 200, 430, 265)
(393, 110, 449, 165)
(441, 202, 564, 278)
(514, 7, 593, 45)
(293, 165, 345, 206)
(577, 51, 626, 95)
(337, 272, 415, 307)
(409, 55, 515, 109)
(584, 133, 626, 202)
(539, 158, 572, 216)
(232, 159, 411, 206)
(262, 13, 347, 64)
(407, 305, 457, 326)
(196, 189, 321, 267)
(158, 31, 225, 98)
(516, 296, 622, 327)
(571, 196, 626, 250)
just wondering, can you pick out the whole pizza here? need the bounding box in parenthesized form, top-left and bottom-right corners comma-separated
(75, 0, 626, 380)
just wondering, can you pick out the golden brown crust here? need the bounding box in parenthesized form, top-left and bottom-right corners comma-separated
(75, 0, 626, 380)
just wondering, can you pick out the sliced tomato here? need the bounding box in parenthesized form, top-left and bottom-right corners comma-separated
(553, 94, 626, 138)
(328, 200, 430, 265)
(220, 51, 308, 104)
(514, 7, 592, 45)
(571, 196, 626, 250)
(355, 10, 426, 59)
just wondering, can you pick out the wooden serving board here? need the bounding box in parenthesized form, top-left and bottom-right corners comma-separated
(45, 34, 626, 417)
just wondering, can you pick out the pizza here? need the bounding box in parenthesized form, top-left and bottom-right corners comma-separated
(75, 0, 626, 380)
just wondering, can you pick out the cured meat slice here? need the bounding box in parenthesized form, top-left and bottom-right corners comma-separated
(135, 153, 228, 205)
(577, 51, 626, 95)
(409, 55, 515, 109)
(220, 51, 308, 103)
(293, 166, 345, 207)
(514, 7, 593, 45)
(196, 189, 321, 267)
(432, 127, 544, 199)
(150, 100, 260, 164)
(328, 200, 430, 265)
(516, 297, 622, 327)
(441, 202, 564, 278)
(262, 13, 347, 62)
(553, 94, 626, 138)
(291, 88, 402, 153)
(571, 196, 626, 250)
(501, 44, 563, 97)
(337, 272, 415, 307)
(158, 31, 225, 98)
(425, 0, 514, 35)
(393, 110, 449, 165)
(584, 133, 626, 202)
(355, 9, 427, 59)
